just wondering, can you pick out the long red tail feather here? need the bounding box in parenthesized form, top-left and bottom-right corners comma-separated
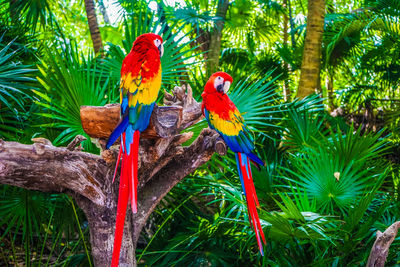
(112, 143, 123, 183)
(111, 130, 140, 266)
(111, 134, 131, 267)
(237, 152, 266, 256)
(130, 131, 140, 214)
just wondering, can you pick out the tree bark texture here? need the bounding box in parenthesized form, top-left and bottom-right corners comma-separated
(207, 0, 230, 75)
(84, 0, 103, 54)
(282, 0, 291, 101)
(297, 0, 325, 98)
(189, 0, 229, 75)
(367, 221, 400, 267)
(0, 85, 225, 267)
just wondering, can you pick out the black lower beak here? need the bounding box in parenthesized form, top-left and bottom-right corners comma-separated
(216, 84, 224, 93)
(158, 45, 162, 57)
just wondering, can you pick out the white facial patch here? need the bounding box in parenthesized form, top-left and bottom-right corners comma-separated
(214, 76, 224, 89)
(154, 39, 161, 47)
(223, 81, 231, 93)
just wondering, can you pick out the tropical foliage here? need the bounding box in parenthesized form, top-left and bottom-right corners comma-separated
(0, 0, 400, 266)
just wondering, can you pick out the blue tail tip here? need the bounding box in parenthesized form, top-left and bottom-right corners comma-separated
(106, 139, 112, 150)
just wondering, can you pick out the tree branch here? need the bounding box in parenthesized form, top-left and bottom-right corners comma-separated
(367, 221, 400, 267)
(0, 138, 107, 206)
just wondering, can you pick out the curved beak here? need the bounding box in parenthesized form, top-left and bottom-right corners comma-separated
(216, 84, 223, 93)
(223, 81, 231, 94)
(158, 44, 164, 57)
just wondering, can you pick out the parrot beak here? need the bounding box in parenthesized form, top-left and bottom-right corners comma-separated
(223, 81, 231, 94)
(159, 44, 164, 57)
(216, 84, 224, 93)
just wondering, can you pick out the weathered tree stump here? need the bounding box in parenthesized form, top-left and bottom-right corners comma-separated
(0, 84, 225, 267)
(367, 221, 400, 267)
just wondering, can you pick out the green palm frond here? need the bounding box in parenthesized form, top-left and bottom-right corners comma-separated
(0, 38, 35, 110)
(285, 124, 389, 215)
(168, 5, 219, 31)
(103, 3, 200, 90)
(228, 73, 281, 131)
(282, 109, 325, 151)
(201, 173, 334, 244)
(5, 0, 54, 31)
(35, 40, 114, 150)
(0, 186, 91, 266)
(0, 37, 35, 139)
(0, 107, 25, 139)
(224, 0, 279, 48)
(264, 193, 334, 242)
(288, 147, 378, 214)
(367, 0, 400, 16)
(324, 12, 370, 66)
(327, 125, 389, 166)
(280, 96, 325, 151)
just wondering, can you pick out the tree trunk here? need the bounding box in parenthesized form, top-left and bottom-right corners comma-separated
(76, 187, 136, 267)
(297, 0, 325, 98)
(84, 0, 103, 54)
(207, 0, 230, 75)
(0, 85, 225, 266)
(282, 0, 290, 101)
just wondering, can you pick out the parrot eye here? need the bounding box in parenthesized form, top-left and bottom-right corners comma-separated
(154, 39, 161, 47)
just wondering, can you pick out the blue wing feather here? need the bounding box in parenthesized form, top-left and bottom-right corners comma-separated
(235, 153, 246, 195)
(125, 125, 134, 154)
(106, 116, 129, 149)
(204, 108, 264, 167)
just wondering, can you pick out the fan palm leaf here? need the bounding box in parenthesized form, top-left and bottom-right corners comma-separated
(103, 2, 200, 89)
(34, 40, 112, 150)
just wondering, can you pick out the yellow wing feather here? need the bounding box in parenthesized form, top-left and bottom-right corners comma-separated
(120, 66, 162, 107)
(210, 109, 244, 136)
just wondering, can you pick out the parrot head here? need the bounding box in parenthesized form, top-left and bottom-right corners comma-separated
(204, 71, 233, 95)
(131, 33, 164, 57)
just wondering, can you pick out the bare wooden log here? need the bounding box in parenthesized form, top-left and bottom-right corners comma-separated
(367, 221, 400, 267)
(80, 103, 120, 138)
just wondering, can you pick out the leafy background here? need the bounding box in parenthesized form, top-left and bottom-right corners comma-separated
(0, 0, 400, 266)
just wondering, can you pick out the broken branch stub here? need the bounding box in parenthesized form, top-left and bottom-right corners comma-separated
(367, 221, 400, 267)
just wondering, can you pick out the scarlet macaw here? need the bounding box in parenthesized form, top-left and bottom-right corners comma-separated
(201, 72, 266, 255)
(106, 33, 164, 266)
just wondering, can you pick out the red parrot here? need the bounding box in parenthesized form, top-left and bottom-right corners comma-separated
(106, 33, 164, 266)
(201, 72, 266, 255)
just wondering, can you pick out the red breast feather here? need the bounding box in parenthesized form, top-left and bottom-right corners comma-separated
(121, 33, 162, 79)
